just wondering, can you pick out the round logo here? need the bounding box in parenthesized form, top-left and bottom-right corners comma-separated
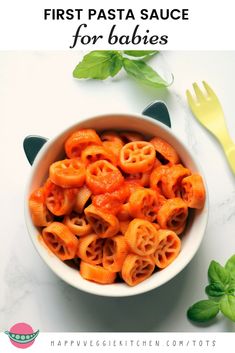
(5, 323, 39, 349)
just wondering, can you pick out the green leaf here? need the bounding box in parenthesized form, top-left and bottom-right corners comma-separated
(220, 295, 235, 321)
(123, 58, 172, 88)
(206, 282, 225, 297)
(124, 50, 157, 57)
(187, 300, 220, 322)
(208, 260, 230, 286)
(225, 255, 235, 280)
(227, 284, 235, 295)
(73, 51, 123, 80)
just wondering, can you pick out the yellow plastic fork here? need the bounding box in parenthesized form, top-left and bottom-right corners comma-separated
(186, 81, 235, 175)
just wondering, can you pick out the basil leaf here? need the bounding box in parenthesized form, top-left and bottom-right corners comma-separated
(206, 282, 225, 297)
(187, 300, 220, 322)
(124, 50, 157, 57)
(208, 260, 230, 286)
(73, 51, 123, 80)
(225, 255, 235, 280)
(220, 295, 235, 321)
(227, 285, 235, 295)
(123, 58, 172, 88)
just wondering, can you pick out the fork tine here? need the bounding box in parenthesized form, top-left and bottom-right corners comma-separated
(186, 89, 196, 107)
(202, 81, 217, 99)
(193, 82, 206, 101)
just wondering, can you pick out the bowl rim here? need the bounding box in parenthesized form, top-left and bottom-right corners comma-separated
(24, 112, 209, 297)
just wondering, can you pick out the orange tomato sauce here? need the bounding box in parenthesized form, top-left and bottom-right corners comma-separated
(29, 128, 206, 286)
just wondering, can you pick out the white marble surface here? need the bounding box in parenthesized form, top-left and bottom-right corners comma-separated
(0, 51, 235, 332)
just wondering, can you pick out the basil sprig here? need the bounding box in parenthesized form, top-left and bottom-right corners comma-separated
(73, 51, 123, 80)
(73, 50, 172, 88)
(187, 255, 235, 323)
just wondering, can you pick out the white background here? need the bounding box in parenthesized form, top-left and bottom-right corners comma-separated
(0, 0, 235, 49)
(0, 51, 235, 332)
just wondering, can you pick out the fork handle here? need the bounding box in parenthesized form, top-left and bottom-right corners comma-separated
(214, 123, 235, 175)
(224, 143, 235, 175)
(220, 132, 235, 175)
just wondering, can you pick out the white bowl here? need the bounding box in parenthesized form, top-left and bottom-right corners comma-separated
(24, 113, 208, 297)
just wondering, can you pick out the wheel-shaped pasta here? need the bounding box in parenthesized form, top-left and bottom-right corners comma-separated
(100, 131, 124, 159)
(124, 180, 143, 194)
(74, 185, 92, 214)
(65, 129, 102, 158)
(110, 183, 130, 203)
(129, 188, 163, 222)
(121, 254, 155, 286)
(153, 157, 163, 169)
(119, 221, 130, 235)
(42, 222, 79, 260)
(150, 165, 170, 194)
(92, 184, 130, 215)
(125, 170, 151, 187)
(49, 159, 86, 188)
(176, 222, 187, 235)
(28, 127, 206, 288)
(103, 235, 129, 272)
(92, 193, 122, 215)
(157, 198, 188, 235)
(44, 180, 77, 216)
(152, 229, 181, 268)
(81, 145, 116, 166)
(125, 219, 159, 256)
(100, 131, 124, 146)
(63, 212, 91, 236)
(77, 234, 103, 265)
(116, 203, 131, 221)
(119, 141, 156, 173)
(84, 204, 119, 238)
(153, 223, 161, 231)
(29, 188, 53, 227)
(80, 261, 116, 284)
(86, 160, 124, 194)
(120, 131, 144, 143)
(161, 164, 191, 198)
(181, 174, 205, 209)
(150, 137, 180, 165)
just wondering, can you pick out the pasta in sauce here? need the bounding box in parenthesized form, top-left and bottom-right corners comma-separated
(29, 128, 206, 286)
